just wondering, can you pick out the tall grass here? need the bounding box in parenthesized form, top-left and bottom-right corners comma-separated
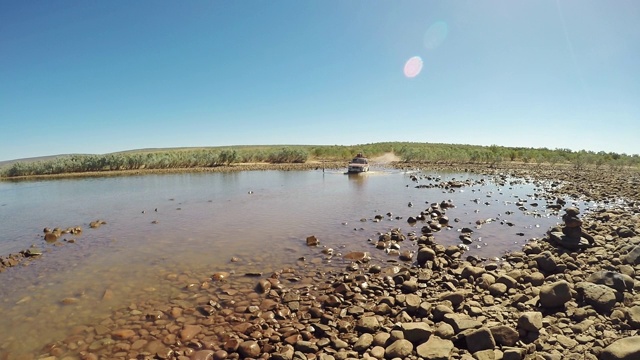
(1, 143, 638, 178)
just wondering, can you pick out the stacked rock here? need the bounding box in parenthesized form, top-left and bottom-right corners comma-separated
(548, 207, 595, 250)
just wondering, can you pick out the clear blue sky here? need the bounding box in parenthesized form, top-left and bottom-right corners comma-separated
(1, 0, 639, 161)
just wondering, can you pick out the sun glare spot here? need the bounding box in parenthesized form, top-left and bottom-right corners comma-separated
(424, 21, 448, 50)
(403, 56, 423, 78)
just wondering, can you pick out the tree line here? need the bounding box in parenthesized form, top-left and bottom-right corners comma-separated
(1, 143, 638, 177)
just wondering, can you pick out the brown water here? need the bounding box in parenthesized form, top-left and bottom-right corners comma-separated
(0, 169, 587, 356)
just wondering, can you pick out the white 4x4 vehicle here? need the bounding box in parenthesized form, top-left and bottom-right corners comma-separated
(347, 154, 369, 173)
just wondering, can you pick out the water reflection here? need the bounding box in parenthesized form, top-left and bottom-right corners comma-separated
(347, 172, 367, 190)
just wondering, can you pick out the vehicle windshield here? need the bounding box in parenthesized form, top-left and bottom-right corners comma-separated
(351, 158, 368, 164)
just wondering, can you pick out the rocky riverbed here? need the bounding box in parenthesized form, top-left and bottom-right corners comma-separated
(1, 162, 640, 360)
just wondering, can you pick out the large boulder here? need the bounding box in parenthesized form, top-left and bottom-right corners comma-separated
(464, 327, 496, 353)
(617, 226, 637, 238)
(415, 336, 453, 360)
(600, 336, 640, 360)
(539, 281, 572, 308)
(443, 313, 482, 333)
(401, 322, 432, 344)
(576, 282, 617, 314)
(587, 271, 635, 292)
(490, 325, 519, 346)
(417, 247, 436, 266)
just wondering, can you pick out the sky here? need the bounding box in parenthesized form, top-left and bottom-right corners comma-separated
(1, 0, 639, 161)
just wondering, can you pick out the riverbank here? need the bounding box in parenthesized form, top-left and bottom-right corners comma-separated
(1, 162, 639, 360)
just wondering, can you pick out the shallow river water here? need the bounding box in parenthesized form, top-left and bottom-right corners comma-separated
(0, 168, 588, 357)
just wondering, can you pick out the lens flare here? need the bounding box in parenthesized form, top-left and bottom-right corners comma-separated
(424, 21, 448, 50)
(403, 56, 423, 78)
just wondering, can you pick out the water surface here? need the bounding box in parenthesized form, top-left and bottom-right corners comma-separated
(0, 169, 578, 355)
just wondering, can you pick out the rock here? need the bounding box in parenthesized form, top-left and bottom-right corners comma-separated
(518, 312, 543, 332)
(623, 243, 640, 265)
(415, 336, 453, 360)
(600, 335, 640, 360)
(294, 340, 318, 353)
(401, 280, 419, 293)
(401, 322, 432, 344)
(102, 288, 114, 301)
(539, 281, 572, 308)
(356, 316, 380, 333)
(44, 232, 59, 242)
(490, 325, 519, 346)
(439, 291, 467, 307)
(535, 251, 561, 273)
(112, 329, 136, 339)
(576, 282, 617, 314)
(272, 345, 294, 360)
(370, 346, 386, 360)
(496, 274, 518, 289)
(384, 339, 413, 359)
(213, 350, 228, 360)
(488, 283, 508, 297)
(238, 340, 261, 358)
(256, 279, 271, 293)
(627, 306, 640, 329)
(404, 294, 421, 314)
(191, 350, 214, 360)
(353, 333, 374, 353)
(435, 322, 455, 339)
(211, 272, 230, 281)
(417, 247, 436, 266)
(473, 349, 496, 360)
(444, 313, 482, 333)
(502, 348, 525, 360)
(180, 324, 202, 341)
(465, 327, 496, 353)
(564, 207, 580, 216)
(60, 297, 79, 305)
(343, 251, 371, 262)
(617, 226, 636, 238)
(461, 265, 486, 280)
(25, 248, 42, 257)
(524, 272, 545, 286)
(556, 334, 578, 349)
(306, 235, 319, 246)
(587, 271, 635, 292)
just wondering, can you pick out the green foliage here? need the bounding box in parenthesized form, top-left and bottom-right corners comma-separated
(266, 148, 308, 163)
(1, 142, 639, 178)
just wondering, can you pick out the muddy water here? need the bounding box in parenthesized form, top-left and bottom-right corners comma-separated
(0, 169, 586, 356)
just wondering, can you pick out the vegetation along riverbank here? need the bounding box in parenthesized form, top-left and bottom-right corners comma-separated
(1, 142, 639, 179)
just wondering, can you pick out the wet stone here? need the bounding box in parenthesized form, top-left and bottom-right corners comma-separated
(238, 340, 261, 358)
(191, 350, 214, 360)
(112, 329, 136, 339)
(180, 325, 203, 341)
